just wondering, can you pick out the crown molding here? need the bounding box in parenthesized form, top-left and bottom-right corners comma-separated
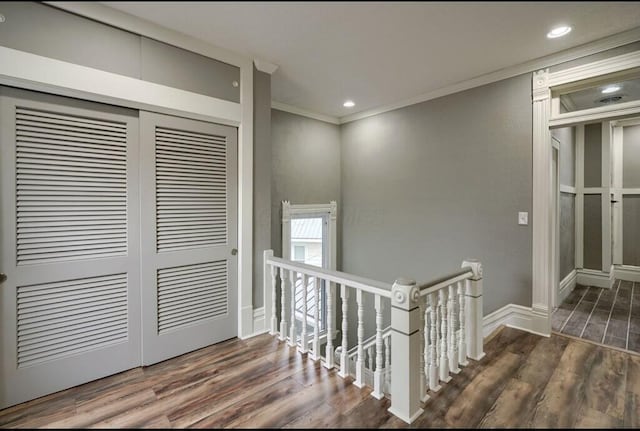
(254, 58, 279, 75)
(340, 26, 640, 124)
(271, 101, 340, 125)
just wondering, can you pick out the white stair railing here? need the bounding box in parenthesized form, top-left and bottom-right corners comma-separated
(264, 250, 484, 425)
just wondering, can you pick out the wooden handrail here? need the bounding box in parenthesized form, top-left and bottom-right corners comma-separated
(266, 255, 392, 298)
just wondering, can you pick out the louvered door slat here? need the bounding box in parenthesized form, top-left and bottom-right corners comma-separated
(16, 107, 128, 265)
(155, 125, 227, 252)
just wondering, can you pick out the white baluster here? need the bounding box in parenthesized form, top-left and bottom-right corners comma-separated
(338, 284, 350, 378)
(449, 284, 460, 374)
(299, 274, 309, 353)
(289, 270, 297, 347)
(310, 277, 321, 360)
(279, 269, 289, 342)
(270, 264, 278, 335)
(422, 298, 430, 401)
(384, 335, 391, 393)
(428, 293, 441, 392)
(439, 288, 451, 382)
(458, 281, 468, 366)
(324, 281, 335, 369)
(418, 296, 427, 402)
(372, 294, 384, 399)
(367, 346, 374, 370)
(354, 289, 365, 388)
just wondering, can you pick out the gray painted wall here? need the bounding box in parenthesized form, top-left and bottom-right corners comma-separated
(271, 109, 342, 261)
(0, 2, 239, 102)
(584, 123, 602, 188)
(253, 68, 271, 309)
(623, 196, 640, 266)
(583, 194, 603, 271)
(340, 74, 533, 315)
(623, 125, 640, 188)
(560, 193, 576, 280)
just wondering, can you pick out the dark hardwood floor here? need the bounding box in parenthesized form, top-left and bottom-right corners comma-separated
(1, 326, 639, 428)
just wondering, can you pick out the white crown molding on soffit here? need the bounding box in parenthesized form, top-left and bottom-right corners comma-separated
(271, 101, 341, 125)
(339, 26, 640, 124)
(254, 58, 279, 75)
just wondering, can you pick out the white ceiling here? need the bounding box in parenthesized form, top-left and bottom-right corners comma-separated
(100, 1, 640, 119)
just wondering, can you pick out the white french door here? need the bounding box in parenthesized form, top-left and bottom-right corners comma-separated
(139, 112, 238, 365)
(0, 87, 141, 408)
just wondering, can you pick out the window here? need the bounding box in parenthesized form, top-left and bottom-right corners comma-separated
(293, 245, 306, 262)
(282, 201, 337, 338)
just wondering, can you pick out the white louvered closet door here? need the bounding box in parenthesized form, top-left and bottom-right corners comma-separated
(140, 112, 237, 365)
(0, 87, 141, 409)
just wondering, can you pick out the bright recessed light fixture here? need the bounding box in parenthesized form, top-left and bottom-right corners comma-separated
(343, 100, 355, 108)
(547, 25, 571, 39)
(601, 85, 621, 94)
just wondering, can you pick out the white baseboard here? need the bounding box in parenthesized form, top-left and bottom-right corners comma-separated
(483, 304, 550, 338)
(558, 270, 577, 304)
(576, 268, 615, 289)
(615, 265, 640, 282)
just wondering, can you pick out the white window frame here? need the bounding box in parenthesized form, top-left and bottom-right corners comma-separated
(281, 201, 337, 337)
(532, 50, 640, 335)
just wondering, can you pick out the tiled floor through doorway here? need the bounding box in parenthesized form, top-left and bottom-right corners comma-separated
(552, 280, 640, 353)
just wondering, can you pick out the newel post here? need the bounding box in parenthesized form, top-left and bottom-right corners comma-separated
(264, 250, 277, 335)
(462, 260, 485, 361)
(388, 278, 424, 424)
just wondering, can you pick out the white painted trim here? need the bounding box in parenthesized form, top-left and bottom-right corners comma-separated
(576, 125, 585, 270)
(576, 268, 616, 288)
(254, 59, 279, 75)
(560, 185, 577, 194)
(615, 265, 640, 282)
(0, 46, 241, 125)
(45, 1, 247, 67)
(622, 188, 640, 195)
(612, 125, 624, 265)
(251, 307, 267, 335)
(547, 50, 640, 88)
(583, 187, 605, 194)
(271, 102, 340, 125)
(341, 27, 640, 124)
(602, 121, 612, 273)
(612, 117, 640, 127)
(558, 270, 578, 304)
(483, 304, 551, 338)
(550, 100, 640, 128)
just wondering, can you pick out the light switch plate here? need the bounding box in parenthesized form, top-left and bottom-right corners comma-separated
(518, 212, 528, 225)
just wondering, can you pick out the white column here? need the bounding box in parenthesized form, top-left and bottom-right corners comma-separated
(428, 292, 440, 392)
(388, 278, 423, 424)
(448, 284, 460, 374)
(462, 260, 485, 361)
(298, 273, 309, 353)
(372, 294, 385, 400)
(310, 277, 321, 360)
(264, 250, 277, 335)
(338, 284, 350, 378)
(439, 288, 451, 383)
(323, 281, 335, 369)
(354, 289, 365, 388)
(279, 268, 289, 341)
(289, 270, 297, 347)
(384, 335, 391, 393)
(457, 281, 468, 366)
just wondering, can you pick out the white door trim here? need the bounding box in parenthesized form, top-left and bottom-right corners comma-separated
(532, 50, 640, 335)
(0, 46, 255, 339)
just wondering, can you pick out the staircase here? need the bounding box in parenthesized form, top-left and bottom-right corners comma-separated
(263, 250, 485, 424)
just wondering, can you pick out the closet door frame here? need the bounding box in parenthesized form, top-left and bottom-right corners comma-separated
(0, 44, 254, 339)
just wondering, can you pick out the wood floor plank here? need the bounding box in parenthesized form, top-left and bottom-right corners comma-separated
(3, 328, 640, 429)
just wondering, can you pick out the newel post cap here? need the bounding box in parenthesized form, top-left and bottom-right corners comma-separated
(391, 278, 419, 310)
(462, 259, 483, 280)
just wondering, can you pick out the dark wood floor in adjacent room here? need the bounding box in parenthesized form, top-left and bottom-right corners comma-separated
(1, 326, 639, 428)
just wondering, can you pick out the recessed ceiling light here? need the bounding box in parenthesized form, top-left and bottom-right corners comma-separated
(343, 100, 355, 108)
(601, 85, 621, 94)
(547, 26, 571, 39)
